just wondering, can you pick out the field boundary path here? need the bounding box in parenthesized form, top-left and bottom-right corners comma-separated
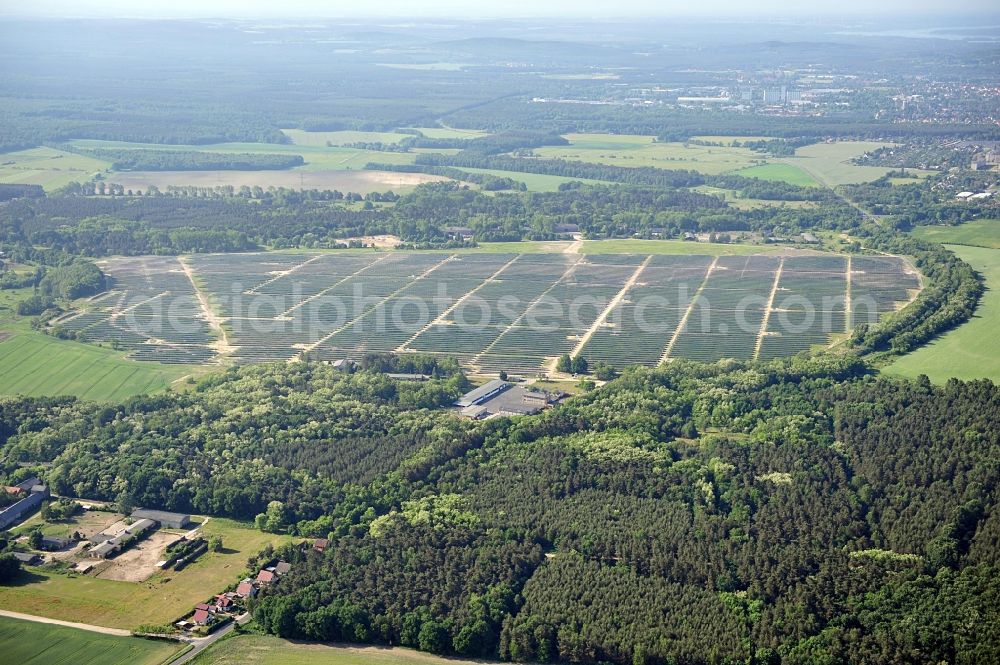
(753, 257, 785, 360)
(279, 253, 393, 318)
(178, 256, 234, 355)
(395, 254, 523, 353)
(570, 255, 652, 358)
(297, 254, 458, 359)
(845, 255, 853, 331)
(659, 256, 719, 364)
(0, 609, 132, 637)
(473, 256, 585, 372)
(246, 254, 325, 295)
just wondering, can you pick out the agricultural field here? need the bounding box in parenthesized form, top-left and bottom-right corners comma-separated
(63, 138, 443, 194)
(105, 169, 446, 195)
(776, 141, 928, 187)
(280, 129, 411, 146)
(0, 146, 111, 191)
(0, 287, 194, 400)
(0, 518, 289, 630)
(0, 616, 182, 665)
(534, 133, 765, 174)
(59, 250, 920, 375)
(190, 634, 482, 665)
(455, 166, 610, 192)
(734, 163, 820, 187)
(405, 126, 490, 139)
(910, 219, 1000, 249)
(693, 184, 820, 209)
(886, 243, 1000, 383)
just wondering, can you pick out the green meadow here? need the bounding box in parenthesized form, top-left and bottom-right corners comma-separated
(190, 633, 484, 665)
(910, 219, 1000, 249)
(0, 616, 181, 665)
(535, 133, 763, 174)
(0, 146, 111, 191)
(0, 288, 194, 401)
(886, 244, 1000, 383)
(735, 163, 820, 187)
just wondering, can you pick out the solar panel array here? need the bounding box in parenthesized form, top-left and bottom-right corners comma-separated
(56, 251, 921, 372)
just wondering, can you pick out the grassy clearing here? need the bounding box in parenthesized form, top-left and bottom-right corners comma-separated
(190, 633, 483, 665)
(775, 141, 935, 187)
(0, 146, 111, 191)
(0, 288, 193, 401)
(60, 138, 446, 193)
(0, 519, 289, 630)
(0, 616, 182, 665)
(404, 126, 489, 139)
(885, 244, 1000, 383)
(280, 129, 411, 146)
(910, 219, 1000, 249)
(535, 134, 763, 174)
(690, 135, 773, 146)
(692, 185, 818, 210)
(734, 163, 820, 187)
(457, 167, 610, 192)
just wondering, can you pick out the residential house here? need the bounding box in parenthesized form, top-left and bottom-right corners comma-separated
(235, 580, 256, 598)
(256, 569, 276, 584)
(275, 561, 291, 575)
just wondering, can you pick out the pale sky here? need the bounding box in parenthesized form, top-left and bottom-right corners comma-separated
(2, 0, 997, 18)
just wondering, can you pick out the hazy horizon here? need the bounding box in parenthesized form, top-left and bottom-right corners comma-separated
(3, 0, 999, 19)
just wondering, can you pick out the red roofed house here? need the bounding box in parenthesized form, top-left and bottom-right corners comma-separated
(192, 609, 210, 625)
(215, 595, 233, 609)
(256, 569, 275, 583)
(235, 581, 255, 598)
(194, 602, 210, 611)
(313, 538, 328, 553)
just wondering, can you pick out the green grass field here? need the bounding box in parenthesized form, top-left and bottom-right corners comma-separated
(190, 634, 481, 665)
(0, 146, 111, 191)
(0, 519, 289, 630)
(734, 163, 820, 187)
(0, 616, 182, 665)
(404, 126, 489, 139)
(280, 129, 411, 146)
(910, 219, 1000, 249)
(535, 133, 763, 175)
(457, 166, 610, 192)
(774, 141, 931, 187)
(0, 333, 192, 400)
(0, 288, 194, 401)
(885, 244, 1000, 383)
(692, 185, 819, 210)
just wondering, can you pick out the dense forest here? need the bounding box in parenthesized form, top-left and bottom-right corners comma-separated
(1, 356, 997, 663)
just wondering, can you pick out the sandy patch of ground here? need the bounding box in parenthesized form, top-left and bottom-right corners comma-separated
(95, 531, 184, 583)
(339, 234, 401, 248)
(108, 170, 449, 194)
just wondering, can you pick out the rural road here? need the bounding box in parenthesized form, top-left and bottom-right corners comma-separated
(0, 609, 132, 636)
(169, 612, 251, 665)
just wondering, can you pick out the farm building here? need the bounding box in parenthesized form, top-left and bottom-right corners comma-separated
(40, 535, 71, 551)
(3, 477, 41, 494)
(13, 552, 41, 565)
(455, 379, 511, 408)
(0, 484, 48, 530)
(131, 508, 191, 529)
(90, 518, 156, 558)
